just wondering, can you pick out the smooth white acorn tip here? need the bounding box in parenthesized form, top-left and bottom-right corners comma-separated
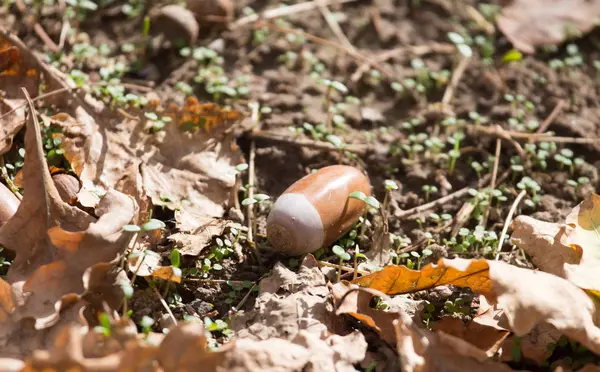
(266, 193, 325, 255)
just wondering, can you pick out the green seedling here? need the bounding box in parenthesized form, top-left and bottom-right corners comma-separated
(242, 193, 270, 240)
(421, 185, 438, 202)
(447, 132, 464, 175)
(349, 191, 380, 238)
(517, 176, 541, 208)
(139, 315, 154, 336)
(447, 32, 472, 58)
(145, 112, 172, 133)
(332, 245, 351, 281)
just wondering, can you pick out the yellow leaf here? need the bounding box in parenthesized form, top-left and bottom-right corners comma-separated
(151, 266, 182, 283)
(352, 258, 492, 295)
(565, 193, 600, 264)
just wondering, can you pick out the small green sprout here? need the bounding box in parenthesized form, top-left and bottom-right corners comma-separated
(332, 245, 351, 281)
(139, 315, 155, 336)
(421, 185, 438, 202)
(447, 32, 472, 58)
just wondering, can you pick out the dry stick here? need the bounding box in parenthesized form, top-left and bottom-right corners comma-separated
(248, 130, 369, 155)
(153, 287, 178, 326)
(318, 260, 368, 275)
(536, 99, 566, 134)
(495, 190, 527, 261)
(232, 0, 358, 28)
(441, 57, 471, 105)
(316, 0, 355, 52)
(247, 104, 262, 264)
(480, 138, 501, 228)
(350, 43, 455, 83)
(233, 283, 257, 312)
(259, 21, 391, 80)
(468, 124, 600, 145)
(395, 169, 510, 220)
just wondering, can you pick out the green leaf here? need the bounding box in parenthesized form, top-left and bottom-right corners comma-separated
(140, 316, 154, 328)
(502, 49, 523, 63)
(141, 219, 166, 232)
(254, 194, 270, 202)
(348, 191, 367, 201)
(170, 249, 181, 268)
(123, 224, 141, 232)
(332, 245, 345, 257)
(448, 32, 465, 44)
(365, 196, 380, 209)
(330, 81, 348, 94)
(241, 198, 257, 206)
(340, 252, 351, 261)
(235, 163, 249, 172)
(384, 180, 398, 190)
(326, 134, 343, 148)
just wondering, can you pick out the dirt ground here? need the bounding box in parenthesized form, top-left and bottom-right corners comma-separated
(3, 0, 600, 370)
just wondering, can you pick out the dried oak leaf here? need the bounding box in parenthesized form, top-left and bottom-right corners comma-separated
(0, 32, 40, 155)
(127, 250, 182, 283)
(230, 255, 367, 371)
(394, 310, 514, 372)
(511, 193, 600, 296)
(353, 258, 600, 355)
(497, 0, 600, 54)
(168, 218, 231, 256)
(55, 96, 243, 231)
(0, 32, 67, 155)
(0, 96, 136, 322)
(331, 281, 412, 346)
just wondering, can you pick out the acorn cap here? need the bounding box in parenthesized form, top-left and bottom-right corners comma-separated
(152, 5, 199, 46)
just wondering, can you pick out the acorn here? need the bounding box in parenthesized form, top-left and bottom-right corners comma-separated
(0, 183, 19, 226)
(267, 165, 371, 255)
(186, 0, 233, 23)
(151, 5, 199, 46)
(52, 173, 81, 203)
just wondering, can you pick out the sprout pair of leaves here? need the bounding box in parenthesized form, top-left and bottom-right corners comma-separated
(241, 193, 270, 206)
(123, 219, 166, 233)
(447, 32, 472, 58)
(349, 191, 380, 209)
(332, 245, 351, 261)
(318, 79, 349, 95)
(145, 112, 172, 132)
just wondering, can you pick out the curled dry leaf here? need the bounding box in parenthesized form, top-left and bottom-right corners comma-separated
(230, 255, 368, 371)
(354, 258, 600, 356)
(511, 193, 600, 295)
(168, 218, 231, 256)
(0, 33, 40, 155)
(394, 311, 515, 372)
(497, 0, 600, 54)
(55, 96, 243, 231)
(128, 250, 182, 283)
(151, 5, 200, 46)
(331, 281, 422, 346)
(0, 92, 137, 360)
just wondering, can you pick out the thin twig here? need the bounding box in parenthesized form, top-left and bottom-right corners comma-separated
(248, 131, 369, 155)
(316, 0, 355, 51)
(233, 283, 257, 312)
(351, 42, 455, 83)
(247, 103, 262, 264)
(232, 0, 358, 28)
(480, 139, 501, 227)
(153, 287, 178, 326)
(394, 169, 509, 220)
(468, 124, 600, 145)
(318, 260, 368, 275)
(495, 190, 526, 260)
(536, 100, 565, 134)
(441, 57, 471, 105)
(259, 21, 391, 79)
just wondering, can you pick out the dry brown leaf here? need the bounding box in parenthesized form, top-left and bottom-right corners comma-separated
(511, 216, 580, 277)
(497, 0, 600, 54)
(157, 321, 230, 371)
(0, 93, 136, 323)
(432, 316, 510, 358)
(353, 258, 493, 296)
(354, 258, 600, 355)
(230, 255, 367, 371)
(331, 281, 401, 345)
(511, 193, 600, 296)
(168, 218, 230, 256)
(55, 95, 244, 231)
(394, 311, 515, 372)
(127, 250, 182, 283)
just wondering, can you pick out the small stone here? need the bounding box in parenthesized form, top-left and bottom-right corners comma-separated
(152, 5, 199, 46)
